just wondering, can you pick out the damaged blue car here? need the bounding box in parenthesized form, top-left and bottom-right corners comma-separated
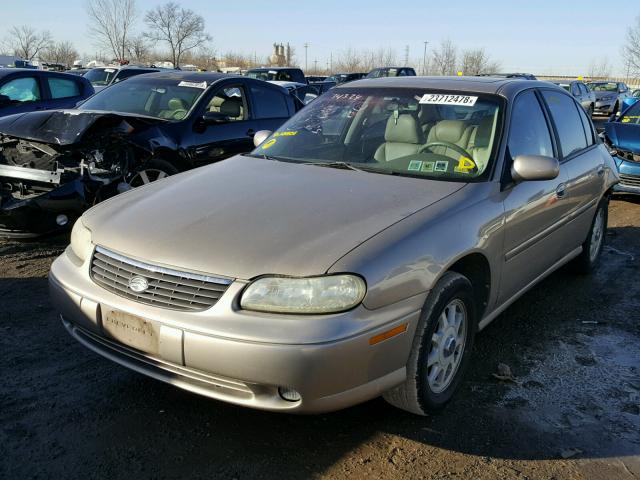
(603, 101, 640, 195)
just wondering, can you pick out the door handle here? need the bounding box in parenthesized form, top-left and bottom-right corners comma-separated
(555, 183, 567, 198)
(246, 129, 255, 138)
(596, 165, 605, 176)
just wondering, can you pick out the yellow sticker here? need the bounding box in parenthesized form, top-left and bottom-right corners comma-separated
(261, 138, 277, 150)
(454, 156, 476, 173)
(274, 131, 298, 137)
(622, 118, 631, 123)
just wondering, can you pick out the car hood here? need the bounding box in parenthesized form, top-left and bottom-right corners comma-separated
(83, 156, 466, 279)
(604, 121, 640, 153)
(0, 109, 167, 145)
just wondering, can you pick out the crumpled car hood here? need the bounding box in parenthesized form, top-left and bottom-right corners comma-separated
(604, 121, 640, 153)
(83, 155, 466, 280)
(0, 109, 166, 145)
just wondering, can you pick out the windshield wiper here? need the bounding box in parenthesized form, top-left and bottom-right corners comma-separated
(300, 161, 368, 172)
(244, 153, 293, 162)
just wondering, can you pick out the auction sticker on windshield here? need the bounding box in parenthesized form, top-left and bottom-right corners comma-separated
(178, 81, 208, 89)
(419, 93, 478, 106)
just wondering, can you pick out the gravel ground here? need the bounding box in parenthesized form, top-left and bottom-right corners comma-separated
(0, 197, 639, 480)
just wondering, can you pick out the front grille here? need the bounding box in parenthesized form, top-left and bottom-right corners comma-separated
(619, 174, 640, 188)
(90, 246, 232, 312)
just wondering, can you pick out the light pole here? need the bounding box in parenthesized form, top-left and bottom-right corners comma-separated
(422, 41, 429, 76)
(304, 42, 310, 71)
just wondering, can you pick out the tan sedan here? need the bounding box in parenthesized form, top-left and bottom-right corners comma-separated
(50, 77, 618, 414)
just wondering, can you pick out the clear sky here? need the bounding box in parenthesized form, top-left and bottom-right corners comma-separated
(3, 0, 636, 75)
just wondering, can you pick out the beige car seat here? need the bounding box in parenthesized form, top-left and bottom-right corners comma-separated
(426, 120, 475, 155)
(219, 97, 244, 121)
(374, 114, 425, 162)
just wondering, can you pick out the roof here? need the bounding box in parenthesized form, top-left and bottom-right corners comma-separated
(124, 71, 237, 83)
(340, 76, 556, 95)
(247, 67, 301, 71)
(0, 68, 82, 79)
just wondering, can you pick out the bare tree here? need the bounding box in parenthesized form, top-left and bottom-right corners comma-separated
(334, 47, 364, 72)
(459, 48, 500, 76)
(623, 15, 640, 76)
(431, 39, 457, 76)
(127, 35, 149, 63)
(144, 2, 212, 68)
(588, 58, 612, 79)
(86, 0, 136, 63)
(44, 41, 79, 67)
(7, 26, 52, 61)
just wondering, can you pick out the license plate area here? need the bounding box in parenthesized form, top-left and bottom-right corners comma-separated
(102, 309, 159, 355)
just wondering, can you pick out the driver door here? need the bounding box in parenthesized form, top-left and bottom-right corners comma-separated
(186, 84, 258, 168)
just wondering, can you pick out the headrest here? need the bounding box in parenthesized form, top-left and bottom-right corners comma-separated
(433, 120, 467, 144)
(210, 96, 225, 108)
(384, 114, 423, 144)
(474, 116, 494, 149)
(168, 98, 187, 110)
(220, 97, 242, 117)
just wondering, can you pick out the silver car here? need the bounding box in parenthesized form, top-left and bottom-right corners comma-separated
(552, 80, 596, 115)
(588, 81, 632, 115)
(50, 77, 618, 415)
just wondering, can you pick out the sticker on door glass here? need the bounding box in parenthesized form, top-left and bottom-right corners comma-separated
(419, 93, 478, 107)
(178, 81, 207, 89)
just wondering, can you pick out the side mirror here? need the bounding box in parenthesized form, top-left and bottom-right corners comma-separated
(202, 111, 231, 124)
(0, 94, 11, 108)
(253, 130, 272, 147)
(511, 155, 560, 182)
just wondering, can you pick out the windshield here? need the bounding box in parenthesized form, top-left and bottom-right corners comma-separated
(588, 82, 617, 92)
(250, 88, 502, 181)
(78, 77, 207, 120)
(85, 68, 118, 86)
(620, 101, 640, 124)
(556, 84, 571, 92)
(246, 69, 292, 81)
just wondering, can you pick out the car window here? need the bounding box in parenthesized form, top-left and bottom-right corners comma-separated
(619, 100, 640, 124)
(0, 76, 41, 102)
(250, 88, 502, 182)
(571, 83, 581, 96)
(575, 104, 595, 146)
(84, 68, 118, 86)
(508, 91, 554, 159)
(47, 77, 81, 99)
(579, 83, 589, 95)
(250, 83, 289, 119)
(115, 69, 152, 82)
(541, 90, 587, 157)
(205, 86, 247, 121)
(78, 77, 206, 120)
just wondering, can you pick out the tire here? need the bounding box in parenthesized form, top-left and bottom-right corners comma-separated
(383, 271, 477, 415)
(128, 159, 178, 188)
(572, 198, 608, 274)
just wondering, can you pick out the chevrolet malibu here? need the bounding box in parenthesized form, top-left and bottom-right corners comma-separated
(49, 77, 618, 415)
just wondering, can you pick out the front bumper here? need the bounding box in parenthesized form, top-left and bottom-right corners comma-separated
(49, 248, 425, 413)
(613, 156, 640, 194)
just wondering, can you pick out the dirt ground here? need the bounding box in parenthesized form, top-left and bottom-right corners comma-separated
(1, 197, 639, 480)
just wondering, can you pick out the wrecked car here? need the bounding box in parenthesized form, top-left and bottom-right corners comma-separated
(0, 71, 298, 237)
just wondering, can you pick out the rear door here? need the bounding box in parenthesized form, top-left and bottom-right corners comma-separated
(539, 89, 604, 251)
(499, 90, 572, 303)
(0, 73, 46, 116)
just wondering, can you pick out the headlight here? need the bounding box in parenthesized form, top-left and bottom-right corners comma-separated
(240, 275, 366, 314)
(70, 218, 93, 262)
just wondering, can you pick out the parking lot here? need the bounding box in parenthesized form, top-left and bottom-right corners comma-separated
(1, 193, 638, 479)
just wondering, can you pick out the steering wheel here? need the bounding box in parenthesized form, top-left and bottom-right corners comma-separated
(171, 109, 188, 120)
(419, 141, 473, 160)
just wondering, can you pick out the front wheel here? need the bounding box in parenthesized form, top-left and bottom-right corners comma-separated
(128, 159, 178, 188)
(572, 198, 608, 274)
(383, 271, 477, 415)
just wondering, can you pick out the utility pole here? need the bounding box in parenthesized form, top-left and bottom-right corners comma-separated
(314, 59, 318, 72)
(330, 51, 333, 72)
(304, 42, 310, 71)
(422, 41, 429, 76)
(404, 45, 409, 66)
